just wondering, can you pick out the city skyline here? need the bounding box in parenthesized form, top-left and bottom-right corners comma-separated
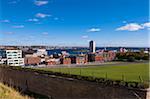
(0, 0, 149, 47)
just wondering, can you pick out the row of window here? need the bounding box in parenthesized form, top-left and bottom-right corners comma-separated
(7, 52, 21, 54)
(7, 57, 21, 59)
(8, 62, 24, 65)
(7, 54, 21, 56)
(8, 60, 24, 62)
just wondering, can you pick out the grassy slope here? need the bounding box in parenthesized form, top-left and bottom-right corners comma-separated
(0, 83, 29, 99)
(38, 63, 149, 83)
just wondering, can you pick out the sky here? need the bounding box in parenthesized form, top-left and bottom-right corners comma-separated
(0, 0, 149, 47)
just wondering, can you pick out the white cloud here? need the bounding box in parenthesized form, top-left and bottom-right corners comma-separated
(12, 25, 24, 28)
(9, 1, 17, 4)
(35, 13, 51, 18)
(27, 18, 39, 22)
(88, 28, 101, 32)
(35, 22, 42, 24)
(116, 23, 144, 31)
(0, 20, 10, 23)
(122, 21, 127, 23)
(42, 32, 49, 35)
(4, 32, 14, 34)
(8, 0, 20, 4)
(82, 35, 88, 39)
(54, 17, 59, 20)
(142, 22, 150, 28)
(34, 0, 48, 6)
(29, 36, 35, 39)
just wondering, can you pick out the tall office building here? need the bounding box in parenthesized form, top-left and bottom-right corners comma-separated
(89, 40, 96, 53)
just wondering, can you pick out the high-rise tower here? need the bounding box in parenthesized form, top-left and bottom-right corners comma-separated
(89, 40, 96, 53)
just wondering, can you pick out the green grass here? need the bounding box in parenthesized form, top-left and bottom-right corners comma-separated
(37, 63, 149, 83)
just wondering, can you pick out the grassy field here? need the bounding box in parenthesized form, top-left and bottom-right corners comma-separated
(0, 83, 29, 99)
(37, 63, 149, 83)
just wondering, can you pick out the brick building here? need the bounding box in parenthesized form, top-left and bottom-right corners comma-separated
(60, 57, 71, 65)
(70, 55, 87, 64)
(107, 51, 116, 61)
(46, 58, 60, 65)
(88, 51, 116, 62)
(88, 53, 95, 62)
(95, 54, 104, 62)
(24, 56, 41, 66)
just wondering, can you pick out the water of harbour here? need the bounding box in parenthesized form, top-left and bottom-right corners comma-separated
(47, 47, 148, 56)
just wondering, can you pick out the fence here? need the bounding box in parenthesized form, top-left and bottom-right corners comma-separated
(0, 66, 149, 89)
(42, 67, 147, 83)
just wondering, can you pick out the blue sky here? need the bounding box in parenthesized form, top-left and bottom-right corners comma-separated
(0, 0, 149, 47)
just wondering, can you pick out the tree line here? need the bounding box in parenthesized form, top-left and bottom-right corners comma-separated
(116, 52, 149, 62)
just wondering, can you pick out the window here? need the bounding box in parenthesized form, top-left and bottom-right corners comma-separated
(9, 60, 13, 62)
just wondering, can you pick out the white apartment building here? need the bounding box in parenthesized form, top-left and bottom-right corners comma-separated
(34, 49, 47, 57)
(6, 50, 24, 66)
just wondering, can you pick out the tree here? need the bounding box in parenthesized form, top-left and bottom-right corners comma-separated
(127, 56, 135, 62)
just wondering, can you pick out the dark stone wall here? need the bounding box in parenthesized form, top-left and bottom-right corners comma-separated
(0, 67, 149, 99)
